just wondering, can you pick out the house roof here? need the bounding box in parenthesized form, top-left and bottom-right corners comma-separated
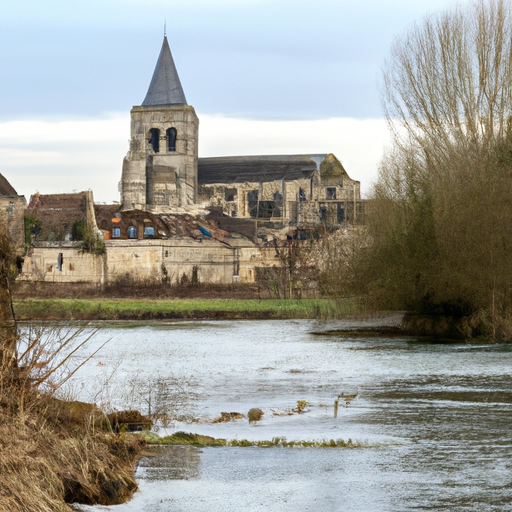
(198, 154, 328, 184)
(0, 173, 19, 196)
(26, 192, 90, 241)
(142, 36, 187, 107)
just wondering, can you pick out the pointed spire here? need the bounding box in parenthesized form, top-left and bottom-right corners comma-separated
(142, 36, 187, 107)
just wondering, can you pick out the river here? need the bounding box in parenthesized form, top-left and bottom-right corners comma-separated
(67, 319, 512, 511)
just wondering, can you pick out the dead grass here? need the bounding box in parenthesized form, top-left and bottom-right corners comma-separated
(0, 323, 146, 511)
(0, 399, 145, 511)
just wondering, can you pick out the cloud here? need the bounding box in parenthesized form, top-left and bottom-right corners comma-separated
(0, 114, 389, 203)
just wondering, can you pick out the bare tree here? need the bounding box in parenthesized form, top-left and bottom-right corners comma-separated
(359, 0, 512, 340)
(383, 0, 512, 158)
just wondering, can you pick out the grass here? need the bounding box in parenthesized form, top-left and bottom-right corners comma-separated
(13, 298, 360, 321)
(143, 431, 370, 449)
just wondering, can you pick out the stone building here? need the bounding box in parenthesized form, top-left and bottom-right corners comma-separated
(120, 36, 199, 212)
(198, 153, 362, 228)
(0, 173, 27, 256)
(20, 191, 261, 285)
(120, 36, 364, 230)
(19, 35, 365, 288)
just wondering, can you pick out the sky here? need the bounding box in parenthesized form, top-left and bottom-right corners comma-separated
(0, 0, 473, 203)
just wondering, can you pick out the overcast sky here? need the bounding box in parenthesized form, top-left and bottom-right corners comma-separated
(1, 0, 472, 202)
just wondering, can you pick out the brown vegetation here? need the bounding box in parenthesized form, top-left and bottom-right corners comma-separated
(12, 279, 264, 300)
(342, 0, 512, 341)
(212, 411, 244, 423)
(0, 226, 145, 511)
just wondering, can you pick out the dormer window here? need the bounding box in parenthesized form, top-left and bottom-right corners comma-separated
(167, 128, 177, 152)
(149, 128, 160, 153)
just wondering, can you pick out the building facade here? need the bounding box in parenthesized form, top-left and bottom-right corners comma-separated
(19, 36, 365, 288)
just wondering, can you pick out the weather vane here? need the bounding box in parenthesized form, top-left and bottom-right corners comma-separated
(164, 21, 166, 37)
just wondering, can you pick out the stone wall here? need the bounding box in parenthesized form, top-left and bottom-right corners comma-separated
(20, 237, 271, 286)
(0, 195, 27, 254)
(21, 243, 104, 283)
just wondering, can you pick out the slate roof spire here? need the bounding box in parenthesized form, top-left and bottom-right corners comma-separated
(142, 36, 187, 107)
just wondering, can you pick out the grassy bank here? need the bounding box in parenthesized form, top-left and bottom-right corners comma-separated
(13, 298, 359, 321)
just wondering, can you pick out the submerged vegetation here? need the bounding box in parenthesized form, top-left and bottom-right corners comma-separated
(144, 431, 368, 449)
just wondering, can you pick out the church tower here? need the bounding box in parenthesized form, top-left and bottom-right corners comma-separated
(121, 36, 199, 211)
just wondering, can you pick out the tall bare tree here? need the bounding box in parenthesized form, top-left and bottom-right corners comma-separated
(357, 0, 512, 340)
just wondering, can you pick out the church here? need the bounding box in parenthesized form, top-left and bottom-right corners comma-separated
(16, 36, 364, 288)
(120, 36, 363, 228)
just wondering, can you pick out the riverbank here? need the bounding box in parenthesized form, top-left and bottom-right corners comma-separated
(13, 298, 360, 321)
(0, 391, 145, 512)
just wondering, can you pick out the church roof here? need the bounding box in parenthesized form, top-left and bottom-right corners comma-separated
(142, 36, 187, 107)
(198, 154, 328, 184)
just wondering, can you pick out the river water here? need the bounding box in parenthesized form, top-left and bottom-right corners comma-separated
(68, 319, 512, 511)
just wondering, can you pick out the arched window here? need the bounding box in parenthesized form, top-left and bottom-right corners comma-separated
(128, 226, 137, 239)
(112, 227, 121, 238)
(166, 128, 177, 152)
(149, 128, 160, 153)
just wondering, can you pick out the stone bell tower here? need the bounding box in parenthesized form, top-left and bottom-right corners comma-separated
(121, 36, 199, 211)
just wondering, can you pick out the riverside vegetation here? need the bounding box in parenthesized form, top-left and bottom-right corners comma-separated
(0, 230, 145, 512)
(335, 0, 512, 342)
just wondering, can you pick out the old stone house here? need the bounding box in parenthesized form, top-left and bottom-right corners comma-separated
(0, 173, 27, 258)
(20, 191, 262, 285)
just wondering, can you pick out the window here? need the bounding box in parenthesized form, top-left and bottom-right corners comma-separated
(112, 227, 121, 238)
(326, 187, 337, 200)
(320, 206, 327, 222)
(144, 226, 155, 238)
(337, 204, 345, 223)
(128, 226, 137, 239)
(57, 253, 63, 271)
(225, 188, 237, 201)
(149, 128, 160, 152)
(248, 190, 259, 218)
(8, 202, 13, 217)
(273, 192, 283, 217)
(166, 128, 177, 151)
(298, 188, 307, 202)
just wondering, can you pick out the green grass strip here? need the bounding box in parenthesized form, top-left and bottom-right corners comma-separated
(13, 298, 360, 321)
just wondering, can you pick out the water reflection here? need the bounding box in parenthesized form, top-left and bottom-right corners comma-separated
(138, 446, 200, 481)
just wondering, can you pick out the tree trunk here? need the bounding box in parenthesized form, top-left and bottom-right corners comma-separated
(0, 261, 17, 372)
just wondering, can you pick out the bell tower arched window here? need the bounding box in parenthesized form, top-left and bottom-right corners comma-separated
(149, 128, 160, 153)
(167, 128, 177, 152)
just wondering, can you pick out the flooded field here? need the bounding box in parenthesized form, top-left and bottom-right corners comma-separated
(70, 319, 512, 511)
